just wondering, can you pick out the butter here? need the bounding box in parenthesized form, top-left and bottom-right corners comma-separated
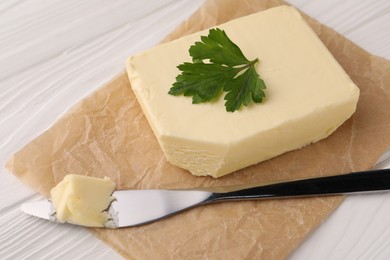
(126, 5, 359, 178)
(50, 174, 115, 227)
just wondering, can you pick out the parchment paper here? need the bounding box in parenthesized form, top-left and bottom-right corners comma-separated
(6, 0, 390, 259)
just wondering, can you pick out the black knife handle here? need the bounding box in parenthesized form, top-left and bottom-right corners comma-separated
(210, 169, 390, 202)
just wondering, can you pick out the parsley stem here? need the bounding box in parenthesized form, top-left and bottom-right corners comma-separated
(247, 58, 259, 68)
(237, 58, 259, 71)
(249, 57, 259, 66)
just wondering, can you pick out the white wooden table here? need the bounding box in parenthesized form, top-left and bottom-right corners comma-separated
(1, 1, 389, 259)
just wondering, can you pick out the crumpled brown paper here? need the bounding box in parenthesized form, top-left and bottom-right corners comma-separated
(6, 0, 390, 259)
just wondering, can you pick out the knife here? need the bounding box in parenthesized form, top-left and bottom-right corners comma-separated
(21, 149, 390, 228)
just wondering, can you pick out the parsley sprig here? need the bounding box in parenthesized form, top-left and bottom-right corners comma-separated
(168, 28, 266, 112)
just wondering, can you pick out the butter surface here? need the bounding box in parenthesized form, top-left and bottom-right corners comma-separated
(50, 174, 115, 227)
(126, 5, 359, 178)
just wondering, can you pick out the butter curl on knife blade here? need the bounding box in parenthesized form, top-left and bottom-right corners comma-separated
(21, 166, 390, 228)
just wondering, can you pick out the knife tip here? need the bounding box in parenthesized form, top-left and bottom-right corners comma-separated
(21, 200, 53, 221)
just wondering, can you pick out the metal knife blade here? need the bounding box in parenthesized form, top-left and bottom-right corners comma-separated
(21, 199, 53, 221)
(20, 148, 390, 228)
(21, 169, 390, 228)
(110, 189, 212, 227)
(21, 189, 213, 228)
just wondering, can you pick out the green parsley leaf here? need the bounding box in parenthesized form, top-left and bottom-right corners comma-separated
(168, 28, 266, 112)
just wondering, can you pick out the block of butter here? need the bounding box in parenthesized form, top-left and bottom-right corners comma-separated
(50, 174, 115, 227)
(126, 5, 359, 178)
